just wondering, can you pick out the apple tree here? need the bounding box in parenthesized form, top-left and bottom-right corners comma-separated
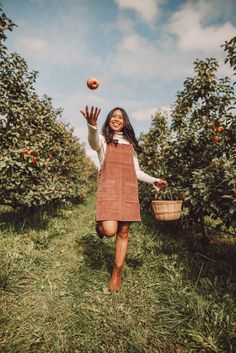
(138, 46, 236, 230)
(0, 7, 97, 209)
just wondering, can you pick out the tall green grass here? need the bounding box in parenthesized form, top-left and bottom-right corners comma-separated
(0, 197, 235, 353)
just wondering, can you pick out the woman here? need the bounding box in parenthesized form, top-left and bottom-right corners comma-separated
(80, 105, 168, 292)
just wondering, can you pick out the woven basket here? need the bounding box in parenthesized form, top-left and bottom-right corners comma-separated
(151, 200, 183, 221)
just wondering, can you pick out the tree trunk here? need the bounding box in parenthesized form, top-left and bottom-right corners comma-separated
(200, 215, 208, 238)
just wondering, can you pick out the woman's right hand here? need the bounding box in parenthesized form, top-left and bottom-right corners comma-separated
(80, 105, 101, 127)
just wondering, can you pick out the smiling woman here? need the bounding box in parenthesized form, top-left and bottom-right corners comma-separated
(80, 105, 168, 292)
(109, 110, 124, 131)
(101, 107, 142, 148)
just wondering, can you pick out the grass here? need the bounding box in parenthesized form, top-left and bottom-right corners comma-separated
(0, 195, 236, 353)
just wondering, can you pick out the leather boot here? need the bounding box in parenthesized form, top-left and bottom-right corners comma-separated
(108, 265, 123, 292)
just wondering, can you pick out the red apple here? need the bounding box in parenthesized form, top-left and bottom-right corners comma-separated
(87, 77, 99, 90)
(21, 151, 27, 157)
(32, 156, 37, 164)
(21, 150, 30, 158)
(212, 136, 219, 143)
(216, 126, 223, 133)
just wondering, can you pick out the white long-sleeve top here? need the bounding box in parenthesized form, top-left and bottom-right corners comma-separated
(88, 123, 160, 185)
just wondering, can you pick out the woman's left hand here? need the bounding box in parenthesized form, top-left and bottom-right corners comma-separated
(154, 179, 168, 189)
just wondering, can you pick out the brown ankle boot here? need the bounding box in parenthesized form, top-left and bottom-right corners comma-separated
(108, 265, 123, 292)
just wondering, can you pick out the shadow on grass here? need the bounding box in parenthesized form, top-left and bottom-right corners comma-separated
(126, 256, 144, 269)
(0, 199, 87, 234)
(75, 233, 114, 273)
(75, 232, 144, 274)
(143, 210, 236, 353)
(142, 211, 236, 304)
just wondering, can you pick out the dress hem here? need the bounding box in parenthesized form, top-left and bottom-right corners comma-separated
(96, 218, 141, 222)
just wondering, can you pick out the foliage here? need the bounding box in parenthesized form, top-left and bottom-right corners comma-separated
(138, 111, 172, 206)
(222, 36, 236, 82)
(0, 7, 97, 209)
(171, 57, 236, 227)
(139, 47, 236, 228)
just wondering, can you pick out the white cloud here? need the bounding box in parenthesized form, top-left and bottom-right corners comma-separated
(19, 36, 49, 52)
(131, 106, 171, 122)
(168, 2, 236, 53)
(107, 0, 235, 85)
(114, 0, 163, 25)
(29, 0, 46, 4)
(115, 14, 136, 33)
(15, 4, 100, 68)
(109, 33, 160, 79)
(105, 31, 195, 83)
(217, 58, 235, 79)
(29, 0, 47, 3)
(191, 0, 236, 24)
(18, 29, 87, 67)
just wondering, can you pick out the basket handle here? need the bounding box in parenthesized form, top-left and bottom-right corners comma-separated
(152, 184, 173, 199)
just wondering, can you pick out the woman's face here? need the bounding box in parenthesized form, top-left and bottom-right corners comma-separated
(109, 109, 124, 132)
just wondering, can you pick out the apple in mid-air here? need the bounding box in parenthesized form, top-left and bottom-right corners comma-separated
(87, 77, 99, 90)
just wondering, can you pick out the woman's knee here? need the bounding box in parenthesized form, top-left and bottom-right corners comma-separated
(102, 221, 118, 237)
(117, 225, 130, 239)
(117, 229, 129, 240)
(117, 222, 131, 239)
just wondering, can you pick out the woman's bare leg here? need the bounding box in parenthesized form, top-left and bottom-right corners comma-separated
(108, 222, 132, 292)
(97, 220, 118, 237)
(115, 222, 131, 267)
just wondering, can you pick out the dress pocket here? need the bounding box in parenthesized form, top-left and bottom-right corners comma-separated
(97, 180, 117, 201)
(125, 182, 139, 203)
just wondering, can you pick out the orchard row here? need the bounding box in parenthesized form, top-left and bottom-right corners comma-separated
(139, 41, 236, 229)
(0, 8, 97, 209)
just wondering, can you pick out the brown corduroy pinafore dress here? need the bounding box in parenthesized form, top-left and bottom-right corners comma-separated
(96, 142, 141, 222)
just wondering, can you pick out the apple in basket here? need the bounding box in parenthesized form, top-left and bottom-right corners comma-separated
(151, 185, 183, 221)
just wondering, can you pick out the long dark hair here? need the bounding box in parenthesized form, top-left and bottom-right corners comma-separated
(102, 107, 142, 153)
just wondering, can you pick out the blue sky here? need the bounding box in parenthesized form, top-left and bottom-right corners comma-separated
(2, 0, 236, 164)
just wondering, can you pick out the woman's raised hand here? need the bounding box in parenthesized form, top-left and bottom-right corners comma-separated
(154, 179, 168, 189)
(80, 105, 101, 127)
